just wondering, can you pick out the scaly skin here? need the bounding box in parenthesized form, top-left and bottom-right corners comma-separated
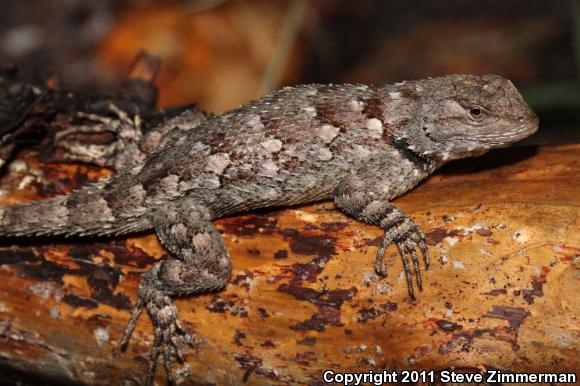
(0, 74, 539, 385)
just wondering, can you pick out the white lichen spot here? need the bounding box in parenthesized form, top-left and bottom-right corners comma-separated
(445, 309, 453, 318)
(94, 327, 109, 347)
(443, 215, 456, 222)
(366, 118, 384, 138)
(205, 153, 231, 175)
(461, 222, 488, 234)
(362, 272, 374, 286)
(445, 237, 458, 246)
(551, 332, 575, 349)
(376, 283, 392, 294)
(512, 228, 531, 243)
(364, 356, 376, 367)
(260, 137, 283, 153)
(293, 211, 318, 223)
(439, 253, 448, 264)
(375, 345, 383, 355)
(480, 248, 493, 257)
(452, 260, 466, 269)
(317, 124, 340, 143)
(357, 344, 367, 352)
(29, 282, 55, 300)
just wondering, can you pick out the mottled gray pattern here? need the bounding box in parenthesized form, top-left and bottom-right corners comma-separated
(0, 74, 538, 385)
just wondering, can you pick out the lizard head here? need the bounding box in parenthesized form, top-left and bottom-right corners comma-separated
(392, 74, 539, 163)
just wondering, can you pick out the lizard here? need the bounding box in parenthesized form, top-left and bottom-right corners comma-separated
(0, 74, 538, 385)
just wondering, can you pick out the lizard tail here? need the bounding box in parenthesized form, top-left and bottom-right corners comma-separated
(0, 180, 150, 238)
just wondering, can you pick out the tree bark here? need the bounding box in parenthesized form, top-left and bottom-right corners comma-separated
(0, 143, 578, 385)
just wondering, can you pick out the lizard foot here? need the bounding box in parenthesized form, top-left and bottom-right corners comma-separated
(121, 270, 205, 385)
(374, 217, 430, 300)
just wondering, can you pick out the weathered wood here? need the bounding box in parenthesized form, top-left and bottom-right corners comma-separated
(0, 143, 578, 385)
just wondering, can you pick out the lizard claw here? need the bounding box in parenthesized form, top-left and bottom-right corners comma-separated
(121, 269, 205, 386)
(375, 218, 430, 300)
(132, 292, 201, 386)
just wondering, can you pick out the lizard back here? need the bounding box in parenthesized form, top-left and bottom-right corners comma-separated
(133, 83, 431, 218)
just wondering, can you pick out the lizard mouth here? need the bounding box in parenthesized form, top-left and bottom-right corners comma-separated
(477, 119, 539, 146)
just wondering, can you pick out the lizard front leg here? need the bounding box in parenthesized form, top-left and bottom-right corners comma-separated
(333, 166, 430, 300)
(121, 199, 231, 385)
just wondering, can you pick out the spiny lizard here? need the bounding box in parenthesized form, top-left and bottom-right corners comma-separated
(0, 74, 539, 384)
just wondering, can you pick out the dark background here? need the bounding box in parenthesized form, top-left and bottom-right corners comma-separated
(0, 0, 578, 144)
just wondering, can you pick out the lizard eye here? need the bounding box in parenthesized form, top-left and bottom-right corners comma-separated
(468, 105, 485, 121)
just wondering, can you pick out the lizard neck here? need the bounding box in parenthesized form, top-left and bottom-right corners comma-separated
(391, 137, 440, 173)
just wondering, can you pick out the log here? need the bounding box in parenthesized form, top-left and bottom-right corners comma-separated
(0, 143, 578, 385)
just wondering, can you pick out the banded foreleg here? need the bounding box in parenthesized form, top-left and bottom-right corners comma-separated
(333, 170, 429, 300)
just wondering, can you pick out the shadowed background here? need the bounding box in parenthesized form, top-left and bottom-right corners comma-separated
(0, 0, 578, 143)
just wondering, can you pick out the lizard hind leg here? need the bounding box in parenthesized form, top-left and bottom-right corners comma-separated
(121, 199, 231, 385)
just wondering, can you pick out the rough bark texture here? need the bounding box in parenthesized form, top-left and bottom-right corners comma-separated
(0, 143, 578, 385)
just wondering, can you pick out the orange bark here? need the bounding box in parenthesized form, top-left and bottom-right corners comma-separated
(0, 144, 578, 385)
